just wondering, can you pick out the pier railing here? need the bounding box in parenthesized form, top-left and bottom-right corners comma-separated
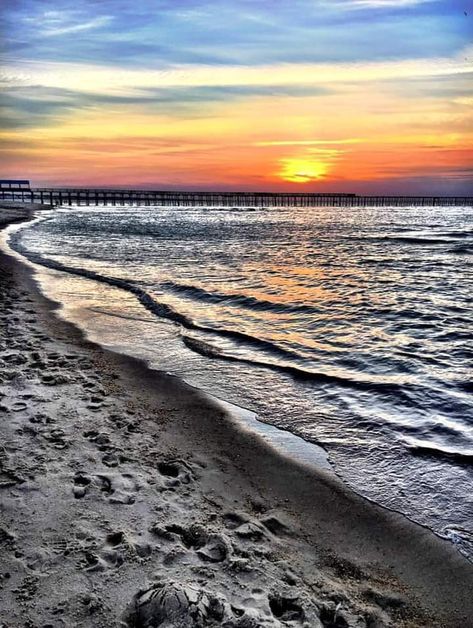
(1, 185, 472, 207)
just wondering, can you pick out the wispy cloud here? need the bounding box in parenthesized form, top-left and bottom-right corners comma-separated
(2, 47, 471, 97)
(41, 15, 113, 37)
(255, 139, 362, 147)
(0, 0, 471, 193)
(3, 0, 467, 69)
(336, 0, 437, 7)
(20, 9, 113, 38)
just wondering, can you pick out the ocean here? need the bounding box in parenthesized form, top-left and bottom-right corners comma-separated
(7, 203, 473, 559)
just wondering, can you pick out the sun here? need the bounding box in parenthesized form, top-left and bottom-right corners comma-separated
(278, 157, 328, 183)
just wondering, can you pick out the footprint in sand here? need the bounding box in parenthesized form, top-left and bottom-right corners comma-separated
(42, 372, 71, 386)
(41, 427, 69, 450)
(87, 402, 105, 412)
(79, 529, 152, 572)
(29, 413, 54, 425)
(101, 451, 123, 467)
(125, 581, 324, 627)
(223, 511, 291, 542)
(157, 459, 195, 489)
(73, 472, 115, 499)
(81, 546, 125, 572)
(0, 526, 16, 551)
(72, 471, 138, 504)
(10, 401, 28, 412)
(0, 446, 25, 488)
(73, 472, 92, 499)
(159, 523, 231, 563)
(318, 604, 353, 628)
(125, 582, 228, 627)
(82, 429, 100, 441)
(83, 429, 113, 449)
(82, 430, 127, 467)
(234, 521, 269, 543)
(260, 515, 291, 537)
(222, 512, 249, 529)
(269, 593, 306, 624)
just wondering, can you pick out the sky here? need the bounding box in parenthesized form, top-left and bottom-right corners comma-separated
(1, 0, 472, 193)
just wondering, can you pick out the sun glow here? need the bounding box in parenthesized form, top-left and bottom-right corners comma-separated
(279, 158, 328, 183)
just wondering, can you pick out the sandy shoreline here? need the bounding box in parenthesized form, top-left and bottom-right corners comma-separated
(1, 206, 473, 627)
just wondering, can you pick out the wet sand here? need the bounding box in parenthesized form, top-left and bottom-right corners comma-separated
(1, 204, 473, 627)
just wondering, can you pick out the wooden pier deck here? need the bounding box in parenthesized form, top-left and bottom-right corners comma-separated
(1, 184, 472, 207)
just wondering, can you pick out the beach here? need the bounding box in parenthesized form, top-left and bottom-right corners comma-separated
(1, 204, 473, 628)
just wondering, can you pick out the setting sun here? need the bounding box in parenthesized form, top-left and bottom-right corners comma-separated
(279, 157, 328, 183)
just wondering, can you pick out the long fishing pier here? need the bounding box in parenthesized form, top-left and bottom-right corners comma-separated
(1, 181, 472, 207)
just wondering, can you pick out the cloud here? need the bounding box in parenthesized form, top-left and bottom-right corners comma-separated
(0, 83, 331, 129)
(41, 15, 113, 37)
(254, 139, 362, 146)
(2, 46, 471, 99)
(338, 0, 437, 7)
(0, 0, 470, 195)
(19, 7, 113, 37)
(1, 0, 468, 69)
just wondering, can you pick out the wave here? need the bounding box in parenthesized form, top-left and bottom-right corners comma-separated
(354, 233, 473, 245)
(87, 307, 164, 326)
(375, 236, 455, 245)
(10, 226, 420, 402)
(9, 228, 304, 364)
(408, 443, 473, 466)
(448, 244, 473, 255)
(457, 381, 473, 394)
(160, 280, 319, 315)
(181, 334, 418, 400)
(435, 229, 473, 239)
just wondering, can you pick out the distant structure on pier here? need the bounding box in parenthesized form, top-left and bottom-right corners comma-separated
(0, 179, 31, 192)
(0, 180, 472, 207)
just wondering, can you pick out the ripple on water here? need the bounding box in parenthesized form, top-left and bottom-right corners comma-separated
(10, 204, 473, 559)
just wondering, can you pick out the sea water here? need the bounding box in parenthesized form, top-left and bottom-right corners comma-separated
(8, 204, 473, 558)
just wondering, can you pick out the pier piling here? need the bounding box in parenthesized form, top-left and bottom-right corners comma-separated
(1, 182, 472, 208)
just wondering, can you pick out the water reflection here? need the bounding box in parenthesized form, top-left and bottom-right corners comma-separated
(10, 203, 473, 559)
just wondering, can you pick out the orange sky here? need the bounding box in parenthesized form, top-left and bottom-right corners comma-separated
(1, 1, 472, 194)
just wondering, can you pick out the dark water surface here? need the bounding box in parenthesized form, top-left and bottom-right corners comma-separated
(10, 204, 473, 558)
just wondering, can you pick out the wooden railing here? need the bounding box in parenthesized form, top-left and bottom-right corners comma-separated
(1, 187, 472, 207)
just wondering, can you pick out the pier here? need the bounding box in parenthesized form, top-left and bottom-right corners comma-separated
(1, 181, 472, 207)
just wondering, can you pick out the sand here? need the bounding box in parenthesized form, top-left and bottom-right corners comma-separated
(0, 203, 50, 227)
(1, 204, 473, 628)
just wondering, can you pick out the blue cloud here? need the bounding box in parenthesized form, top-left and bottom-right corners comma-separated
(0, 83, 331, 129)
(1, 0, 470, 136)
(1, 0, 470, 69)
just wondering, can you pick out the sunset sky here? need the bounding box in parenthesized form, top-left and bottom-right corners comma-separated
(1, 0, 472, 193)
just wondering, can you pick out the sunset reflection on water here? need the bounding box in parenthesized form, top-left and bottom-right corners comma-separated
(12, 203, 473, 559)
